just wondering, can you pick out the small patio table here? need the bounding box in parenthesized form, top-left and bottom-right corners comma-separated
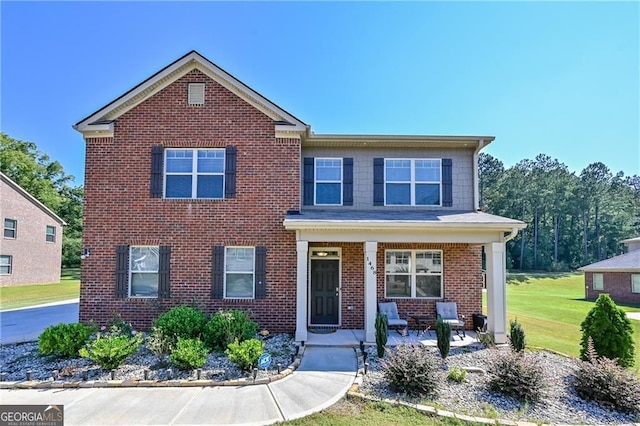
(410, 315, 433, 336)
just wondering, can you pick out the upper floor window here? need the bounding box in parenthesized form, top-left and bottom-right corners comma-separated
(46, 225, 56, 243)
(385, 159, 441, 206)
(4, 219, 17, 239)
(385, 250, 443, 298)
(632, 274, 640, 294)
(315, 158, 343, 205)
(129, 246, 160, 297)
(592, 273, 604, 291)
(0, 255, 12, 275)
(165, 149, 225, 199)
(225, 247, 255, 299)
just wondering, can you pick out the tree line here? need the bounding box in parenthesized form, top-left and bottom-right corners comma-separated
(480, 153, 640, 271)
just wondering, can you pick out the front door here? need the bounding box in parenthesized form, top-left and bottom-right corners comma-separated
(310, 259, 340, 325)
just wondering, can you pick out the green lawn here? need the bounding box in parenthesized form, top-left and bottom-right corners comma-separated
(502, 272, 640, 369)
(0, 268, 80, 311)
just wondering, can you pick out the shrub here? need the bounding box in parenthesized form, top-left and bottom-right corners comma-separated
(38, 322, 96, 358)
(106, 312, 133, 337)
(382, 343, 440, 397)
(152, 305, 207, 347)
(447, 366, 467, 383)
(146, 326, 174, 356)
(375, 313, 388, 358)
(487, 351, 545, 402)
(79, 334, 142, 370)
(580, 294, 635, 367)
(509, 319, 526, 352)
(226, 338, 264, 371)
(204, 309, 258, 351)
(435, 318, 451, 359)
(573, 338, 640, 415)
(169, 338, 208, 370)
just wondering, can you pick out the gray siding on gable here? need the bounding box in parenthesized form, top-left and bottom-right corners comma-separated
(301, 147, 475, 211)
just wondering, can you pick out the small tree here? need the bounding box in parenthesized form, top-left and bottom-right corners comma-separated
(375, 313, 388, 358)
(509, 319, 526, 353)
(435, 318, 451, 360)
(580, 294, 635, 367)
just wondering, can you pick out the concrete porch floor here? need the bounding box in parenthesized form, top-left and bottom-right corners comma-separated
(302, 329, 479, 348)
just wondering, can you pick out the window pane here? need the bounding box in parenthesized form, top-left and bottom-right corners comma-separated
(131, 273, 158, 297)
(197, 175, 224, 198)
(593, 274, 603, 290)
(415, 252, 442, 273)
(226, 273, 254, 298)
(632, 275, 640, 293)
(385, 160, 411, 181)
(386, 275, 411, 297)
(386, 183, 410, 205)
(316, 159, 342, 181)
(416, 275, 441, 298)
(130, 247, 159, 272)
(197, 150, 224, 173)
(416, 184, 440, 205)
(226, 248, 255, 272)
(166, 150, 193, 172)
(316, 183, 341, 205)
(166, 175, 193, 198)
(386, 251, 411, 273)
(415, 160, 440, 182)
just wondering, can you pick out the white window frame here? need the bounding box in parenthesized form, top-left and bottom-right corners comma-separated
(0, 255, 12, 275)
(4, 218, 17, 239)
(224, 246, 255, 299)
(384, 249, 443, 299)
(129, 246, 159, 298)
(46, 225, 56, 243)
(632, 274, 640, 294)
(314, 158, 343, 206)
(384, 158, 442, 206)
(164, 148, 225, 199)
(592, 273, 604, 291)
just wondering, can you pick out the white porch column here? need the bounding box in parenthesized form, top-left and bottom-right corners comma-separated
(295, 240, 309, 342)
(364, 241, 378, 343)
(485, 242, 507, 343)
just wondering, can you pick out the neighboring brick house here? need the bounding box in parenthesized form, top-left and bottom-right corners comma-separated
(0, 172, 65, 286)
(580, 237, 640, 304)
(74, 51, 525, 343)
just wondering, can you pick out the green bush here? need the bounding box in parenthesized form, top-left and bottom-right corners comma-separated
(153, 305, 207, 346)
(509, 319, 526, 353)
(375, 313, 388, 358)
(146, 326, 174, 356)
(447, 367, 467, 383)
(226, 338, 264, 371)
(573, 338, 640, 415)
(435, 318, 451, 359)
(38, 322, 96, 358)
(79, 334, 142, 370)
(106, 312, 133, 337)
(580, 294, 635, 367)
(169, 338, 209, 370)
(204, 309, 258, 351)
(487, 351, 545, 402)
(382, 343, 440, 397)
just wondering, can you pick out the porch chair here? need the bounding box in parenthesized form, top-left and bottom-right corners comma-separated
(436, 302, 466, 340)
(378, 302, 408, 336)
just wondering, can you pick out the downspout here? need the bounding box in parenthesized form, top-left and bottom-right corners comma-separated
(473, 139, 486, 211)
(502, 227, 520, 243)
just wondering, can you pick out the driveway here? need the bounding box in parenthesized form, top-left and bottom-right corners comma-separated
(0, 300, 79, 345)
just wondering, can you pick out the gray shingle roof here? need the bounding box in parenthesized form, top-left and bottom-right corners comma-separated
(579, 250, 640, 272)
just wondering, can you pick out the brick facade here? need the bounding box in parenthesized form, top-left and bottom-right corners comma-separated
(584, 272, 640, 304)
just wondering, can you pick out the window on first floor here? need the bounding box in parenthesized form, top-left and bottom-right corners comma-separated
(0, 255, 12, 274)
(46, 225, 56, 243)
(225, 247, 255, 298)
(632, 274, 640, 294)
(592, 273, 604, 291)
(129, 246, 159, 297)
(4, 219, 16, 239)
(385, 250, 443, 298)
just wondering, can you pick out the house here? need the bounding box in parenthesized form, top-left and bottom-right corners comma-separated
(580, 237, 640, 304)
(73, 51, 525, 344)
(0, 172, 65, 286)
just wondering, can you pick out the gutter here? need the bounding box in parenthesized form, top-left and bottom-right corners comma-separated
(501, 227, 520, 243)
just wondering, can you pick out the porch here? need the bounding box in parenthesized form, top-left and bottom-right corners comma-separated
(301, 329, 480, 348)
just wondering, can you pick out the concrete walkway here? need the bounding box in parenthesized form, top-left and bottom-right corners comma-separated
(0, 346, 357, 425)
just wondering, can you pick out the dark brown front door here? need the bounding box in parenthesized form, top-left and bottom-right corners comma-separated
(310, 259, 339, 325)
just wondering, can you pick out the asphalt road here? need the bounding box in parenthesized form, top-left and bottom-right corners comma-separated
(0, 300, 79, 344)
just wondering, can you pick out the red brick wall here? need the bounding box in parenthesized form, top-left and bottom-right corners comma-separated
(81, 69, 300, 331)
(584, 272, 640, 304)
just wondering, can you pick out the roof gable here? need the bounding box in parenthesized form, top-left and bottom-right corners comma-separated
(74, 51, 307, 138)
(0, 172, 66, 225)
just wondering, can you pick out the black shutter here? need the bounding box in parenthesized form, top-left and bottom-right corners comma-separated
(150, 145, 163, 198)
(158, 246, 171, 298)
(303, 157, 314, 205)
(225, 146, 237, 198)
(373, 158, 384, 206)
(116, 245, 129, 298)
(255, 246, 267, 299)
(343, 158, 353, 206)
(442, 158, 453, 207)
(211, 245, 225, 298)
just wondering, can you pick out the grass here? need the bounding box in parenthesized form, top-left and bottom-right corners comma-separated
(0, 268, 80, 311)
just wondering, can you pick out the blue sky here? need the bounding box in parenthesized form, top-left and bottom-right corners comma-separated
(2, 1, 638, 186)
